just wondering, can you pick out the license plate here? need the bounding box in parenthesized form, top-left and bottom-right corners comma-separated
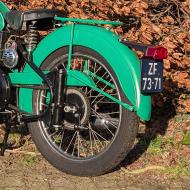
(141, 59, 163, 94)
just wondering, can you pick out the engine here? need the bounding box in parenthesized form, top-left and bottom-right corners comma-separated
(0, 69, 10, 110)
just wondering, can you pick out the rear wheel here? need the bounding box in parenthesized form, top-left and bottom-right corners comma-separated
(28, 46, 139, 176)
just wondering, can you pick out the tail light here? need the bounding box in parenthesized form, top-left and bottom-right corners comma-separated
(145, 46, 168, 60)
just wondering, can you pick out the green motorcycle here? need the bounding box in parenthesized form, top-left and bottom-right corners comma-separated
(0, 1, 167, 176)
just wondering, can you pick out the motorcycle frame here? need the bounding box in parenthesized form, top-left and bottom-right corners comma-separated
(0, 1, 152, 121)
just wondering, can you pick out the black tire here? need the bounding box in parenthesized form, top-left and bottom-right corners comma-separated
(28, 46, 139, 176)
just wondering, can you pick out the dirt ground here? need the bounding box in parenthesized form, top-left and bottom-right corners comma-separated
(0, 151, 189, 190)
(0, 106, 190, 190)
(0, 115, 190, 190)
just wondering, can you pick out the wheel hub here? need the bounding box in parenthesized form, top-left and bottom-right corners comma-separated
(64, 105, 78, 114)
(63, 88, 91, 129)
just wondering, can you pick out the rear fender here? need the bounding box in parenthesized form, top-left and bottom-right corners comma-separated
(0, 1, 9, 17)
(0, 13, 4, 31)
(22, 24, 151, 121)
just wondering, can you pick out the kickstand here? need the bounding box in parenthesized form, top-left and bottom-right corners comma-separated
(0, 124, 11, 156)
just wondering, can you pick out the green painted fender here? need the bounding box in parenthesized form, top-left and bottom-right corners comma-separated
(0, 1, 9, 31)
(0, 13, 4, 31)
(31, 24, 151, 121)
(0, 1, 9, 17)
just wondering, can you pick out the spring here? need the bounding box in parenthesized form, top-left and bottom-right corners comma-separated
(25, 22, 38, 54)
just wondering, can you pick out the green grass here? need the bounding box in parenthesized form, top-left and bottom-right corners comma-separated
(146, 135, 190, 178)
(9, 133, 21, 144)
(181, 131, 190, 146)
(21, 154, 38, 166)
(165, 165, 190, 178)
(147, 136, 175, 156)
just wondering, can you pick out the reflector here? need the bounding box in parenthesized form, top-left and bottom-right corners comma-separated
(146, 47, 168, 60)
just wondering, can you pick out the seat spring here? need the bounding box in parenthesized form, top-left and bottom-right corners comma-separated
(25, 23, 39, 54)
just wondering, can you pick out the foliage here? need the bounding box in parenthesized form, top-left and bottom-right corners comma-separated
(3, 0, 190, 113)
(181, 131, 190, 146)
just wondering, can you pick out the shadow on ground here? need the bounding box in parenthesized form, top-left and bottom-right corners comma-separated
(121, 77, 188, 168)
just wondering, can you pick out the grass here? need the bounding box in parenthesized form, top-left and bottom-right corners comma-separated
(165, 165, 190, 178)
(181, 131, 190, 146)
(147, 136, 175, 156)
(165, 155, 190, 178)
(9, 133, 21, 144)
(21, 154, 38, 166)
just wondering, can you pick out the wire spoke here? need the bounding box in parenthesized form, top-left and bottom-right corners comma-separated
(78, 133, 87, 157)
(53, 130, 63, 144)
(72, 132, 78, 156)
(95, 101, 118, 104)
(88, 125, 94, 156)
(101, 112, 120, 115)
(65, 131, 77, 153)
(93, 93, 117, 106)
(87, 67, 108, 95)
(39, 52, 121, 159)
(90, 125, 106, 149)
(88, 93, 117, 98)
(77, 131, 80, 157)
(49, 130, 59, 137)
(59, 129, 65, 148)
(88, 124, 109, 143)
(64, 122, 74, 129)
(88, 123, 100, 153)
(92, 109, 118, 129)
(91, 79, 112, 105)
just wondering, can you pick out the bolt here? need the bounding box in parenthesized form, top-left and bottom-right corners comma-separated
(64, 106, 70, 113)
(74, 113, 79, 118)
